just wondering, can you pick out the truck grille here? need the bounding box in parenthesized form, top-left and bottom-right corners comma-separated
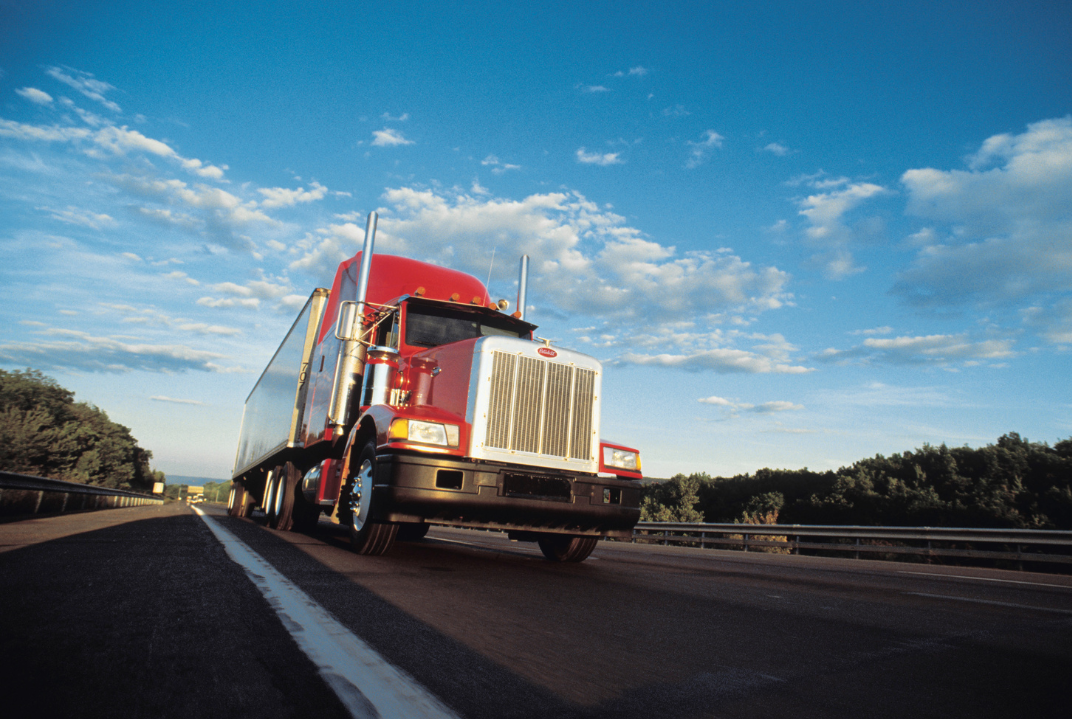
(485, 351, 595, 460)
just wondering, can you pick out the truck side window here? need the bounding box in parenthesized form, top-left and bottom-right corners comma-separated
(374, 311, 400, 349)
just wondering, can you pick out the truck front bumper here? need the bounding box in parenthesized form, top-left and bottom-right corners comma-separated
(371, 452, 641, 538)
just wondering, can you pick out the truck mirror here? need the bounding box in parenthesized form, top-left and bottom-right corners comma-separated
(334, 301, 359, 341)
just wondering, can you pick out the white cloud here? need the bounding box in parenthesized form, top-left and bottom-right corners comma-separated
(576, 148, 623, 166)
(164, 270, 200, 286)
(291, 187, 792, 361)
(371, 128, 414, 147)
(1, 111, 227, 180)
(762, 142, 790, 156)
(16, 87, 53, 105)
(196, 278, 293, 310)
(258, 181, 329, 209)
(686, 130, 724, 168)
(895, 117, 1072, 312)
(481, 155, 521, 174)
(90, 126, 227, 179)
(1022, 299, 1072, 345)
(0, 328, 234, 373)
(45, 66, 121, 112)
(662, 105, 690, 117)
(151, 396, 205, 405)
(196, 297, 261, 309)
(0, 119, 91, 142)
(380, 112, 409, 122)
(817, 333, 1017, 366)
(581, 85, 611, 93)
(849, 326, 893, 336)
(177, 323, 241, 336)
(797, 181, 889, 279)
(622, 348, 811, 374)
(106, 173, 275, 246)
(752, 401, 804, 413)
(37, 205, 115, 229)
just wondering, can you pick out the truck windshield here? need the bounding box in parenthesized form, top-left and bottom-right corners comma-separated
(405, 303, 524, 348)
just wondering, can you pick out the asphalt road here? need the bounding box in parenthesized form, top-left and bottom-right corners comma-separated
(2, 502, 1070, 718)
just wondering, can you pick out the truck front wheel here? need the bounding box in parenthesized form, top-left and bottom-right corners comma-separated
(537, 534, 599, 562)
(345, 441, 397, 555)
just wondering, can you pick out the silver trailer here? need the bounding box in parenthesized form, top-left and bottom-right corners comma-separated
(232, 289, 329, 479)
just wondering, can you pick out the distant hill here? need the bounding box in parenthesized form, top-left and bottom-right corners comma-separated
(166, 475, 230, 487)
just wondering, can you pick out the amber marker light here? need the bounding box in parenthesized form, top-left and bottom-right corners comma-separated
(388, 418, 409, 441)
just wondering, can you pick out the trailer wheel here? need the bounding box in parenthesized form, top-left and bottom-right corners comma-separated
(537, 534, 599, 562)
(345, 441, 397, 555)
(228, 482, 250, 518)
(264, 469, 282, 527)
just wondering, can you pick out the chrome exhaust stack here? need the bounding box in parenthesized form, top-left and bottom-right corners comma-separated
(330, 211, 377, 426)
(516, 254, 529, 322)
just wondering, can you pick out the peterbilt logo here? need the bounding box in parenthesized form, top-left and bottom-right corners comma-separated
(537, 347, 558, 358)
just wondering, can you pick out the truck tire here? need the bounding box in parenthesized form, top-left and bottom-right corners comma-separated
(289, 464, 321, 532)
(345, 440, 397, 555)
(396, 523, 430, 541)
(264, 469, 282, 527)
(229, 482, 252, 518)
(537, 534, 599, 562)
(269, 464, 314, 531)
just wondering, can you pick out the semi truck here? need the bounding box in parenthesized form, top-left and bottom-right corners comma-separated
(228, 212, 642, 562)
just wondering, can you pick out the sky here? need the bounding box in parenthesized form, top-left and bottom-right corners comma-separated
(1, 1, 1070, 480)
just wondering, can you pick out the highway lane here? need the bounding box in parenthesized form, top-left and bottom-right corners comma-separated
(2, 503, 1070, 718)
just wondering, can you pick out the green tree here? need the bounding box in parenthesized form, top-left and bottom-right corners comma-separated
(0, 368, 158, 491)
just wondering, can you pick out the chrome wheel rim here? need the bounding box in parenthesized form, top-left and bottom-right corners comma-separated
(350, 458, 373, 532)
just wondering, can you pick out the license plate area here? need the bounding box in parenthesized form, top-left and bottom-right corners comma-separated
(502, 472, 572, 502)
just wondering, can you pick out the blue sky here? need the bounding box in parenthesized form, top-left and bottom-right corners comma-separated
(1, 1, 1070, 479)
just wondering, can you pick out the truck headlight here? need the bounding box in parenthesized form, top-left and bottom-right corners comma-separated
(603, 447, 640, 471)
(389, 419, 460, 447)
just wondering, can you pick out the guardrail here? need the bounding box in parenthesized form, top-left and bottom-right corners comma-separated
(632, 521, 1072, 569)
(0, 471, 164, 518)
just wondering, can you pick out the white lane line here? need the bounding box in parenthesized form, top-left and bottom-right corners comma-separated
(898, 570, 1072, 590)
(903, 592, 1072, 615)
(193, 507, 457, 719)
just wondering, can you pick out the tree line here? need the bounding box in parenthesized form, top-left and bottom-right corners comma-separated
(642, 433, 1072, 530)
(0, 369, 162, 492)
